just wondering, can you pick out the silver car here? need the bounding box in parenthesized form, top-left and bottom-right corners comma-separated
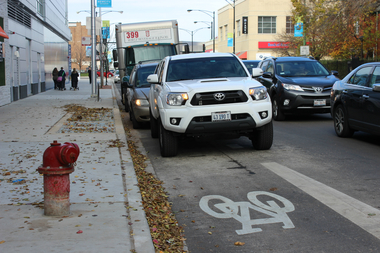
(123, 62, 158, 129)
(114, 70, 120, 83)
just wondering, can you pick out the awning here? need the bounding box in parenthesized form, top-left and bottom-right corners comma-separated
(235, 51, 247, 59)
(0, 26, 9, 39)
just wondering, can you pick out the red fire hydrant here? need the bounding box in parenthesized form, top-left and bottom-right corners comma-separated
(37, 140, 80, 216)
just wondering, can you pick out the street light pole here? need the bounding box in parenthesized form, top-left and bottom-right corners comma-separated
(225, 0, 236, 54)
(187, 9, 215, 53)
(91, 0, 96, 98)
(180, 27, 210, 52)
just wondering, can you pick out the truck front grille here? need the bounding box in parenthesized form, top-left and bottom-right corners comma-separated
(190, 90, 248, 106)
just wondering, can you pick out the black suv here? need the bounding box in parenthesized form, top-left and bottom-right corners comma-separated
(257, 56, 339, 120)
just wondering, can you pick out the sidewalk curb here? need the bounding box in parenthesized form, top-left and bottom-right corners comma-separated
(111, 83, 155, 253)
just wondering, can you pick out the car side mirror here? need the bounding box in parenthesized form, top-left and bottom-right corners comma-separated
(262, 72, 273, 78)
(147, 74, 159, 84)
(373, 84, 380, 92)
(251, 68, 263, 77)
(331, 70, 339, 77)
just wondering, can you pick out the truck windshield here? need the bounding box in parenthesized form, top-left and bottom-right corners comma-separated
(126, 45, 176, 66)
(166, 56, 248, 82)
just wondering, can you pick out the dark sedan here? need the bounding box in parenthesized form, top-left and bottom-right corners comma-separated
(331, 62, 380, 137)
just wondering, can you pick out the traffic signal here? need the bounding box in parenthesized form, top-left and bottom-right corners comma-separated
(203, 44, 205, 52)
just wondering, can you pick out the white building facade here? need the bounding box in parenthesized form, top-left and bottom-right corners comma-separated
(0, 0, 71, 106)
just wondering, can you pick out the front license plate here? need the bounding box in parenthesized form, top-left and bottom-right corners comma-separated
(212, 111, 231, 122)
(314, 99, 326, 106)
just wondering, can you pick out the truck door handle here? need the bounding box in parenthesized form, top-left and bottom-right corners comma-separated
(362, 94, 369, 99)
(342, 90, 348, 94)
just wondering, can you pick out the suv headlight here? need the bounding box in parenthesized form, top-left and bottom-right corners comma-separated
(282, 83, 304, 91)
(166, 93, 189, 106)
(135, 99, 149, 107)
(249, 86, 268, 100)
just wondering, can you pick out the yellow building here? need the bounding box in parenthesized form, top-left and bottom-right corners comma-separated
(217, 0, 294, 60)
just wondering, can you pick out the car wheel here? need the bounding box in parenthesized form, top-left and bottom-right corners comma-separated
(159, 120, 178, 157)
(130, 107, 142, 129)
(333, 104, 354, 137)
(272, 94, 285, 121)
(251, 121, 273, 150)
(150, 109, 159, 138)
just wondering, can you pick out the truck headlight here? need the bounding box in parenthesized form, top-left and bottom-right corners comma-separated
(249, 86, 268, 100)
(282, 83, 304, 91)
(166, 93, 188, 106)
(135, 99, 149, 107)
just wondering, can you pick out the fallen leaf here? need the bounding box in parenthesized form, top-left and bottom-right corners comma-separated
(234, 241, 245, 246)
(76, 230, 83, 234)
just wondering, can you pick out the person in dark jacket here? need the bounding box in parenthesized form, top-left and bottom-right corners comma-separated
(52, 67, 59, 89)
(71, 68, 79, 90)
(58, 67, 66, 90)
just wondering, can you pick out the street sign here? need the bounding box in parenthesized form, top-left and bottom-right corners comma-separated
(300, 46, 309, 56)
(82, 37, 91, 46)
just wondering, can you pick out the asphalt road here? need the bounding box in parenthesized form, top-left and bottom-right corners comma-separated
(116, 82, 380, 252)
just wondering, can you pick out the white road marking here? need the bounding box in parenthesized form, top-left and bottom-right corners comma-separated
(262, 162, 380, 239)
(199, 191, 295, 235)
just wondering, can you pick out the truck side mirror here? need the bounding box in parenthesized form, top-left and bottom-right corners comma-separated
(112, 49, 118, 62)
(147, 74, 159, 84)
(184, 44, 190, 54)
(251, 68, 263, 77)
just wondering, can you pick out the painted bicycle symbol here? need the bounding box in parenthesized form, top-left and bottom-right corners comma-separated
(199, 191, 295, 235)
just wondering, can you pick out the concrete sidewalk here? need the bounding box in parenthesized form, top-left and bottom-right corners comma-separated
(0, 78, 154, 253)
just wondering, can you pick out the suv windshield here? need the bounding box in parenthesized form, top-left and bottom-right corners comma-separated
(276, 61, 330, 77)
(166, 56, 248, 82)
(136, 65, 157, 88)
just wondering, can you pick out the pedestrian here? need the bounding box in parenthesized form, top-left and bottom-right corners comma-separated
(52, 67, 59, 89)
(71, 68, 79, 90)
(88, 67, 92, 84)
(57, 67, 66, 90)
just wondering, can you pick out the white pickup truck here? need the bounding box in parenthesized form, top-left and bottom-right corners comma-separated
(147, 53, 273, 157)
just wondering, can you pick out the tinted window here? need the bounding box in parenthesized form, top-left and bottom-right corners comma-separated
(370, 66, 380, 88)
(166, 57, 248, 82)
(135, 65, 157, 88)
(243, 61, 260, 73)
(348, 66, 372, 87)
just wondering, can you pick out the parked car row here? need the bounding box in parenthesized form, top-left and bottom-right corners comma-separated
(118, 54, 380, 157)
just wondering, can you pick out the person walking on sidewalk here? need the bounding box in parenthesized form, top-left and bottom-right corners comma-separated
(71, 68, 79, 90)
(58, 67, 66, 90)
(52, 67, 59, 89)
(88, 67, 92, 84)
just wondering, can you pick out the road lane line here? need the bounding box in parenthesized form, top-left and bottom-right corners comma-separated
(261, 162, 380, 239)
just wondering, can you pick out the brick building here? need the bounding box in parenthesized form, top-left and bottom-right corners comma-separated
(68, 22, 91, 72)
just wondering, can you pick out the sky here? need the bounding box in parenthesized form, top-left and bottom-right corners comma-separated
(68, 0, 231, 43)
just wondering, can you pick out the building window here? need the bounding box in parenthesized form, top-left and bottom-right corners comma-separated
(258, 16, 276, 34)
(220, 27, 223, 40)
(36, 0, 45, 16)
(286, 16, 294, 34)
(236, 19, 241, 36)
(224, 25, 228, 40)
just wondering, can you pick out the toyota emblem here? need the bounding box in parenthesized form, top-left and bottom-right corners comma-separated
(313, 87, 323, 93)
(214, 92, 226, 101)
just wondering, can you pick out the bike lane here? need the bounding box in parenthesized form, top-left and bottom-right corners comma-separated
(146, 148, 380, 253)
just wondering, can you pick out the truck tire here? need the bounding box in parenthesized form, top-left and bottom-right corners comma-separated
(131, 107, 142, 129)
(159, 120, 178, 157)
(251, 121, 273, 150)
(150, 109, 159, 138)
(272, 94, 285, 121)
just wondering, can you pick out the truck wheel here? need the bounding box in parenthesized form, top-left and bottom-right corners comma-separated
(333, 104, 354, 137)
(131, 107, 142, 129)
(272, 94, 285, 121)
(251, 121, 273, 150)
(150, 109, 159, 138)
(159, 120, 178, 157)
